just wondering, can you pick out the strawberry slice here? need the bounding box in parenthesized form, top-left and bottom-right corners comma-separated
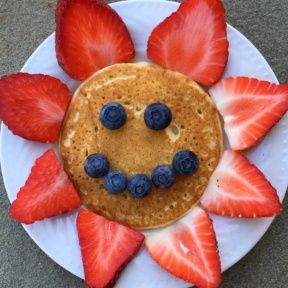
(10, 149, 81, 224)
(201, 150, 282, 218)
(209, 77, 288, 150)
(55, 0, 135, 80)
(147, 0, 228, 87)
(77, 210, 144, 288)
(0, 73, 71, 143)
(145, 207, 221, 288)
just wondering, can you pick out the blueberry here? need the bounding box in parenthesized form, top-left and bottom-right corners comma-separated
(172, 150, 199, 175)
(152, 165, 175, 189)
(144, 103, 172, 130)
(104, 170, 128, 194)
(84, 153, 109, 178)
(100, 102, 126, 130)
(127, 174, 152, 198)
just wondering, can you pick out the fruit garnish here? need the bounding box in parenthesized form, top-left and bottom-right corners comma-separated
(144, 102, 172, 130)
(146, 206, 222, 288)
(209, 77, 288, 150)
(55, 0, 135, 80)
(172, 150, 199, 175)
(104, 170, 128, 194)
(100, 102, 127, 130)
(127, 174, 152, 198)
(201, 150, 282, 217)
(151, 165, 175, 189)
(84, 153, 109, 178)
(10, 149, 81, 224)
(0, 73, 71, 143)
(77, 209, 144, 288)
(147, 0, 228, 87)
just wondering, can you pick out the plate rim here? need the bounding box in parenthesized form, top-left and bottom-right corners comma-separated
(0, 0, 285, 283)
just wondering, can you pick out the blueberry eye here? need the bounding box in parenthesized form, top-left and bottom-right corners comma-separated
(100, 102, 126, 130)
(104, 170, 128, 194)
(172, 150, 199, 176)
(84, 153, 109, 178)
(127, 174, 152, 198)
(144, 102, 172, 130)
(152, 165, 175, 189)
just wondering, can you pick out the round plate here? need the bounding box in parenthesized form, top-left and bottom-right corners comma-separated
(1, 1, 288, 287)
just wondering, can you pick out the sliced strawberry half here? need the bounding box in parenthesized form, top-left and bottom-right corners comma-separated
(201, 150, 282, 218)
(0, 73, 71, 143)
(209, 77, 288, 150)
(147, 0, 228, 87)
(10, 149, 81, 224)
(77, 210, 144, 288)
(146, 207, 221, 288)
(55, 0, 135, 80)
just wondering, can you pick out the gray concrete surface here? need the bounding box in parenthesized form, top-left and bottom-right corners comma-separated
(0, 0, 287, 287)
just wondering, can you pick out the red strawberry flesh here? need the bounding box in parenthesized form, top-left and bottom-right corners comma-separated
(146, 206, 222, 288)
(201, 150, 282, 217)
(55, 0, 135, 80)
(0, 73, 71, 143)
(147, 0, 228, 87)
(10, 149, 81, 224)
(77, 210, 144, 288)
(209, 77, 288, 150)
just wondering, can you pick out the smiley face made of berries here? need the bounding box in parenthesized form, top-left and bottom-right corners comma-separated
(86, 101, 198, 194)
(1, 0, 287, 288)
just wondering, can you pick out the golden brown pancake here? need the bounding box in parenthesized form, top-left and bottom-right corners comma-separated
(60, 63, 223, 229)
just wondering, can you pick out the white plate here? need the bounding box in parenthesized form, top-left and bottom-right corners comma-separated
(1, 1, 288, 287)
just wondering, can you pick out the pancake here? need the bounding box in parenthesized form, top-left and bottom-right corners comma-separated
(60, 63, 223, 229)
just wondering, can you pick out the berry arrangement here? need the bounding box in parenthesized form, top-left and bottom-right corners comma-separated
(85, 101, 199, 197)
(0, 0, 287, 287)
